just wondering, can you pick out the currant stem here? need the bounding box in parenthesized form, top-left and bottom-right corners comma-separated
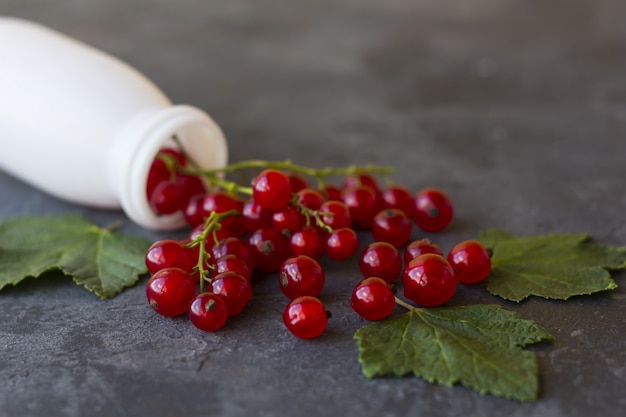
(394, 296, 416, 311)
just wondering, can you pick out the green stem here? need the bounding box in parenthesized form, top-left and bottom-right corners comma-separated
(395, 296, 416, 311)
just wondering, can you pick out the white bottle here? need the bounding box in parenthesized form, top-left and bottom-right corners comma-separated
(0, 17, 228, 230)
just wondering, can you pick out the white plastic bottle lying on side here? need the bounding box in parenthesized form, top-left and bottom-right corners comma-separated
(0, 17, 228, 230)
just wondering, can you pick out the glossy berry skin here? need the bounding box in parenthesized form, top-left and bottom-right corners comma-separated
(252, 169, 293, 210)
(359, 242, 402, 283)
(290, 226, 326, 260)
(148, 180, 186, 215)
(146, 267, 196, 317)
(413, 187, 454, 232)
(319, 200, 352, 230)
(447, 240, 492, 284)
(211, 237, 255, 269)
(283, 296, 328, 339)
(247, 227, 291, 272)
(381, 184, 415, 217)
(296, 188, 326, 210)
(403, 238, 443, 265)
(278, 255, 325, 299)
(272, 205, 304, 234)
(370, 208, 413, 248)
(211, 271, 252, 316)
(241, 199, 273, 232)
(351, 277, 396, 321)
(145, 239, 196, 275)
(321, 184, 342, 201)
(325, 227, 359, 261)
(341, 185, 378, 229)
(189, 292, 229, 331)
(201, 192, 245, 236)
(402, 254, 457, 307)
(213, 254, 253, 282)
(287, 173, 309, 193)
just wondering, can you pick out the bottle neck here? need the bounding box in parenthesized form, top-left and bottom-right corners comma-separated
(110, 105, 228, 230)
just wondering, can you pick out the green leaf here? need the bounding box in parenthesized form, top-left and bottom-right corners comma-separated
(354, 304, 552, 402)
(0, 214, 151, 298)
(478, 230, 625, 302)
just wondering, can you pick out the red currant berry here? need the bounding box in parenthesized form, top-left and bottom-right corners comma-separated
(272, 204, 304, 235)
(325, 227, 359, 261)
(289, 226, 326, 260)
(282, 296, 328, 339)
(351, 277, 396, 321)
(341, 185, 378, 229)
(202, 191, 245, 236)
(319, 200, 352, 229)
(403, 238, 443, 265)
(287, 173, 310, 193)
(189, 223, 233, 252)
(189, 292, 228, 331)
(359, 242, 402, 283)
(278, 255, 325, 299)
(296, 188, 326, 210)
(175, 173, 206, 202)
(370, 208, 413, 248)
(252, 169, 293, 210)
(447, 240, 492, 284)
(211, 271, 252, 316)
(148, 180, 186, 215)
(241, 198, 273, 232)
(145, 239, 197, 275)
(382, 184, 415, 217)
(146, 160, 171, 201)
(158, 147, 187, 167)
(321, 184, 342, 201)
(146, 267, 196, 317)
(183, 194, 206, 227)
(213, 254, 253, 282)
(342, 172, 380, 193)
(413, 187, 454, 232)
(211, 237, 255, 269)
(247, 227, 291, 272)
(402, 254, 457, 307)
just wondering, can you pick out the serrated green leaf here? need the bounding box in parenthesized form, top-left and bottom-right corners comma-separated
(0, 214, 151, 298)
(354, 305, 552, 402)
(478, 230, 625, 302)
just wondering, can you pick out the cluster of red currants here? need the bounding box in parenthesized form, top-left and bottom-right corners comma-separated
(144, 147, 491, 338)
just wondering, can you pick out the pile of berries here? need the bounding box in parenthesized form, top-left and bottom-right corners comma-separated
(144, 147, 492, 338)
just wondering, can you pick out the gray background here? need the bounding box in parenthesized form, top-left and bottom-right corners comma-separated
(1, 1, 626, 416)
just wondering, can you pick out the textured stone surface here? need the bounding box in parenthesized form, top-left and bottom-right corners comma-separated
(1, 0, 626, 416)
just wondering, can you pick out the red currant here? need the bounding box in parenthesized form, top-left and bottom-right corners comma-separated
(341, 185, 378, 229)
(252, 169, 293, 210)
(296, 188, 325, 210)
(202, 192, 245, 236)
(271, 204, 304, 234)
(351, 277, 396, 321)
(289, 225, 326, 260)
(282, 296, 328, 339)
(359, 241, 402, 283)
(145, 239, 196, 275)
(403, 238, 443, 264)
(211, 271, 252, 316)
(146, 267, 196, 317)
(278, 255, 325, 299)
(382, 184, 415, 217)
(189, 292, 228, 331)
(413, 187, 454, 232)
(148, 180, 186, 215)
(342, 172, 380, 192)
(325, 227, 359, 261)
(213, 254, 253, 282)
(319, 200, 352, 229)
(247, 227, 291, 272)
(241, 198, 273, 232)
(447, 240, 492, 284)
(370, 208, 412, 248)
(402, 254, 457, 307)
(287, 173, 309, 193)
(211, 237, 255, 269)
(183, 194, 206, 227)
(321, 184, 342, 201)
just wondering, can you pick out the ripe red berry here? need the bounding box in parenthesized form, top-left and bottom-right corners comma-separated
(321, 184, 342, 201)
(189, 292, 229, 331)
(213, 254, 253, 282)
(145, 239, 196, 275)
(211, 237, 255, 269)
(402, 254, 457, 307)
(296, 188, 326, 210)
(447, 240, 492, 284)
(202, 191, 245, 236)
(319, 200, 352, 229)
(211, 271, 252, 316)
(278, 255, 325, 300)
(351, 277, 396, 321)
(146, 267, 196, 317)
(290, 226, 326, 260)
(287, 173, 309, 193)
(413, 187, 454, 232)
(381, 184, 415, 217)
(282, 296, 328, 339)
(403, 238, 443, 265)
(370, 208, 413, 248)
(359, 242, 402, 283)
(252, 169, 293, 210)
(247, 227, 291, 272)
(325, 227, 359, 261)
(341, 185, 378, 229)
(241, 198, 273, 232)
(148, 180, 186, 215)
(271, 204, 304, 234)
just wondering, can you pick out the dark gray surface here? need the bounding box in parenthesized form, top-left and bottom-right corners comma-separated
(2, 0, 626, 416)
